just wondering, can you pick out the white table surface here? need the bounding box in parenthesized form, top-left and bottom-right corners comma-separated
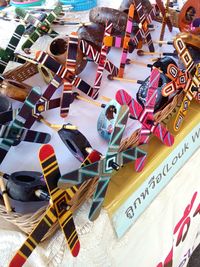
(0, 1, 199, 267)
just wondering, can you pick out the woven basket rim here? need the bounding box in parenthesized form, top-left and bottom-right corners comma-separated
(0, 91, 184, 239)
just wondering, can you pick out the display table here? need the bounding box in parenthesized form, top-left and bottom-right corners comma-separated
(0, 1, 199, 267)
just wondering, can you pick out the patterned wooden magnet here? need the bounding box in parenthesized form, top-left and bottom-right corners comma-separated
(68, 22, 118, 100)
(60, 32, 79, 117)
(0, 124, 51, 145)
(35, 45, 118, 116)
(80, 38, 118, 80)
(35, 50, 95, 101)
(0, 97, 60, 126)
(35, 50, 91, 111)
(92, 21, 113, 99)
(133, 0, 154, 52)
(24, 13, 47, 36)
(118, 3, 135, 78)
(102, 0, 154, 78)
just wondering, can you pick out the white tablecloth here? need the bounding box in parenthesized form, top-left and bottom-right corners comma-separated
(0, 1, 199, 267)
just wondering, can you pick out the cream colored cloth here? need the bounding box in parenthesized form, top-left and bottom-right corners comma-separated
(0, 1, 199, 267)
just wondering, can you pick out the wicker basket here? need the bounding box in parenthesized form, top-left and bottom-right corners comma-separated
(4, 62, 38, 82)
(0, 91, 184, 240)
(0, 178, 98, 240)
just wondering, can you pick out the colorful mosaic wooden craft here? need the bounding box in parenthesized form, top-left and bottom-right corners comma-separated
(118, 3, 135, 78)
(92, 21, 113, 99)
(34, 51, 95, 112)
(80, 39, 118, 80)
(34, 38, 118, 112)
(133, 0, 154, 52)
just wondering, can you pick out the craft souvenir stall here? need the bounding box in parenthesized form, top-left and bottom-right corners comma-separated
(0, 0, 199, 266)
